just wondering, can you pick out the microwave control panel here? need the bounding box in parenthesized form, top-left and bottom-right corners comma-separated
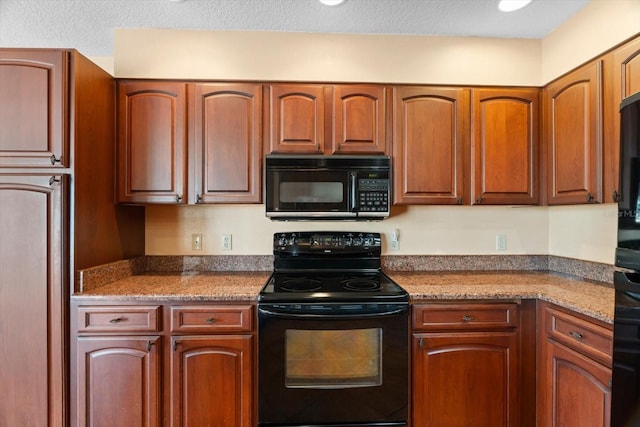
(358, 179, 389, 212)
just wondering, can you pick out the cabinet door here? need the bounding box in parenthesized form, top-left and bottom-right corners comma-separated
(606, 36, 640, 203)
(332, 85, 387, 154)
(267, 84, 326, 153)
(393, 87, 469, 204)
(412, 331, 518, 427)
(544, 61, 603, 205)
(171, 335, 253, 427)
(0, 49, 67, 167)
(75, 336, 161, 427)
(190, 83, 262, 203)
(471, 88, 539, 205)
(117, 81, 186, 204)
(0, 175, 65, 427)
(541, 340, 611, 427)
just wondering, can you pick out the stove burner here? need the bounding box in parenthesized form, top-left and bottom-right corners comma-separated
(342, 278, 380, 291)
(279, 278, 323, 292)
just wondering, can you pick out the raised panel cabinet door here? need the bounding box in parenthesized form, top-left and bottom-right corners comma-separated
(190, 83, 262, 203)
(332, 85, 387, 154)
(393, 87, 469, 204)
(544, 61, 603, 205)
(117, 81, 186, 204)
(267, 84, 325, 153)
(75, 336, 161, 427)
(543, 340, 611, 427)
(0, 49, 67, 167)
(171, 335, 253, 427)
(471, 88, 539, 205)
(412, 331, 519, 427)
(606, 36, 640, 203)
(0, 175, 65, 427)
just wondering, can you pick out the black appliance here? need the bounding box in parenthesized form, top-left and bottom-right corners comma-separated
(265, 154, 391, 220)
(613, 91, 640, 426)
(258, 231, 409, 427)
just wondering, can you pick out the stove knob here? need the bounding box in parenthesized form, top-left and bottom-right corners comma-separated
(277, 234, 288, 246)
(353, 235, 363, 246)
(289, 233, 297, 246)
(364, 236, 375, 247)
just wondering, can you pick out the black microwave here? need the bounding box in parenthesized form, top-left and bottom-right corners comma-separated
(265, 154, 391, 220)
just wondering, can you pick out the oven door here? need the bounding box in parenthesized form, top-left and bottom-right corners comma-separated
(265, 169, 354, 218)
(257, 303, 409, 426)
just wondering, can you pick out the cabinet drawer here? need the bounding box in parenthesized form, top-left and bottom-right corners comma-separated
(413, 303, 517, 330)
(544, 306, 612, 365)
(77, 305, 161, 333)
(171, 305, 253, 333)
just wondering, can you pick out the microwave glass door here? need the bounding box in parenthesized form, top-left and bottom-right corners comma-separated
(269, 170, 350, 213)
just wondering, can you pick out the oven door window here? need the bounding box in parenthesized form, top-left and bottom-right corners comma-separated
(285, 328, 382, 388)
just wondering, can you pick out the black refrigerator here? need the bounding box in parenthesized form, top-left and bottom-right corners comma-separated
(613, 91, 640, 426)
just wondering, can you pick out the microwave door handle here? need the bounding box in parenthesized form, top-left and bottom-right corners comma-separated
(350, 172, 358, 212)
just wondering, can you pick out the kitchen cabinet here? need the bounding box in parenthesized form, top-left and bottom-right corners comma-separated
(117, 81, 262, 204)
(76, 336, 162, 427)
(71, 302, 255, 427)
(0, 48, 144, 427)
(604, 35, 640, 204)
(471, 88, 540, 205)
(189, 83, 262, 203)
(543, 60, 603, 205)
(537, 302, 612, 427)
(393, 86, 469, 205)
(0, 50, 67, 167)
(266, 83, 388, 155)
(0, 174, 65, 427)
(117, 81, 187, 204)
(412, 302, 521, 426)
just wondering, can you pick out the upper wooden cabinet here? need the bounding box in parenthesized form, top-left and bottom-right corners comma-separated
(117, 81, 187, 204)
(332, 85, 387, 154)
(604, 36, 640, 204)
(0, 50, 67, 167)
(266, 83, 388, 155)
(471, 88, 540, 205)
(189, 83, 262, 203)
(117, 81, 262, 204)
(544, 60, 603, 205)
(393, 86, 469, 205)
(267, 84, 326, 154)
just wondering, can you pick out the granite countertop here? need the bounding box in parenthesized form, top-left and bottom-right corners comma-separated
(72, 269, 614, 324)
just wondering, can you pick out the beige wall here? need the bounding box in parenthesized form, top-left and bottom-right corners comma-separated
(114, 0, 640, 265)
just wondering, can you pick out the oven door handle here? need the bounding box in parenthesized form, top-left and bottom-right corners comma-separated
(258, 306, 407, 319)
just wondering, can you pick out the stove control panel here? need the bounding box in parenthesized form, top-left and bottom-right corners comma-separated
(274, 232, 381, 251)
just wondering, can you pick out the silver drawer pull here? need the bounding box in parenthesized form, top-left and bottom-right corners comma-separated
(462, 315, 475, 322)
(109, 317, 125, 323)
(205, 317, 217, 324)
(569, 331, 583, 340)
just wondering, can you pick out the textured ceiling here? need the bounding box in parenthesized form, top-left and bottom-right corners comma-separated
(0, 0, 590, 57)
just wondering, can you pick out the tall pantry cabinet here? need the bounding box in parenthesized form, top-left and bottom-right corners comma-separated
(0, 48, 144, 427)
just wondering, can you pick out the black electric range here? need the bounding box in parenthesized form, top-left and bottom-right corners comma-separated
(258, 231, 409, 305)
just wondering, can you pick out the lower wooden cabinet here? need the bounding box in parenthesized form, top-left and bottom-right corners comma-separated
(76, 336, 161, 427)
(170, 335, 253, 427)
(72, 302, 255, 427)
(412, 302, 522, 427)
(537, 302, 613, 427)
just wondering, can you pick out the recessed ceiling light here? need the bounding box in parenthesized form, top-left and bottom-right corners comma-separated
(319, 0, 346, 6)
(498, 0, 532, 12)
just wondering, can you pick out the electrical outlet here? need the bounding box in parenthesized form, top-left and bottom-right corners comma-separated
(496, 234, 507, 251)
(192, 234, 202, 251)
(221, 234, 232, 251)
(390, 229, 399, 251)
